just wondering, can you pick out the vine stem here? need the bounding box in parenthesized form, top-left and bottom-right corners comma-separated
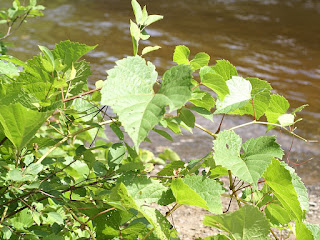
(36, 120, 113, 164)
(270, 228, 280, 240)
(228, 170, 241, 208)
(63, 87, 102, 102)
(195, 123, 217, 139)
(228, 120, 318, 143)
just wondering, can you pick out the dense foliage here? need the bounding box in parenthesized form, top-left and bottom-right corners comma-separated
(0, 0, 319, 239)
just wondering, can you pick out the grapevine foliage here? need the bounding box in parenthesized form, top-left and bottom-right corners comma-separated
(0, 0, 319, 239)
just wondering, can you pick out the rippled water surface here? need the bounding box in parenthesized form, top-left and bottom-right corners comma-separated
(3, 0, 320, 182)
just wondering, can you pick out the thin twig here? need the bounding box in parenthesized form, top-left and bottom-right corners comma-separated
(215, 114, 225, 134)
(270, 228, 280, 240)
(63, 87, 102, 102)
(36, 119, 113, 164)
(195, 123, 217, 138)
(85, 207, 116, 223)
(0, 137, 7, 146)
(228, 120, 318, 143)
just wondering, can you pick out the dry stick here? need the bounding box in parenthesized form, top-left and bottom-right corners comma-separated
(63, 87, 102, 103)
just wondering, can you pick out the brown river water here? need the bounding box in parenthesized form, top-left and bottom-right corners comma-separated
(3, 0, 320, 184)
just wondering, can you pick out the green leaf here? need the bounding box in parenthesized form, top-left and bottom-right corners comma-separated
(171, 175, 224, 213)
(296, 222, 320, 240)
(191, 106, 214, 122)
(118, 174, 169, 206)
(211, 60, 238, 81)
(0, 103, 50, 151)
(277, 113, 294, 127)
(9, 209, 33, 230)
(265, 94, 290, 131)
(157, 161, 185, 176)
(131, 0, 143, 24)
(190, 52, 210, 71)
(47, 212, 64, 225)
(108, 180, 173, 239)
(215, 76, 252, 114)
(200, 69, 229, 101)
(152, 128, 173, 141)
(214, 131, 282, 184)
(265, 203, 291, 226)
(292, 104, 308, 116)
(158, 64, 193, 111)
(282, 163, 309, 214)
(240, 136, 283, 185)
(142, 45, 161, 55)
(179, 107, 195, 128)
(110, 122, 124, 140)
(39, 45, 55, 71)
(232, 77, 272, 120)
(213, 130, 242, 169)
(108, 143, 126, 168)
(173, 45, 190, 65)
(130, 19, 140, 41)
(263, 159, 303, 221)
(190, 90, 215, 111)
(52, 40, 96, 68)
(145, 14, 163, 26)
(203, 205, 270, 240)
(101, 56, 192, 149)
(0, 60, 19, 76)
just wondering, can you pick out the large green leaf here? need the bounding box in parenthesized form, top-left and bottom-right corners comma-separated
(282, 163, 309, 214)
(190, 89, 215, 111)
(232, 78, 272, 119)
(211, 60, 238, 81)
(296, 222, 320, 240)
(107, 181, 175, 240)
(263, 159, 303, 221)
(0, 103, 50, 151)
(265, 94, 289, 131)
(203, 205, 270, 240)
(101, 56, 192, 149)
(190, 52, 210, 71)
(118, 174, 170, 206)
(52, 40, 97, 68)
(215, 76, 252, 114)
(240, 136, 283, 185)
(200, 66, 229, 101)
(265, 203, 291, 226)
(214, 131, 282, 185)
(171, 175, 224, 213)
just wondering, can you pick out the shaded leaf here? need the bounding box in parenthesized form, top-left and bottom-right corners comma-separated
(203, 205, 270, 240)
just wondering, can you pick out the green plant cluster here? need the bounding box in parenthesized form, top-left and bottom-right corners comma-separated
(0, 0, 44, 55)
(0, 0, 319, 239)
